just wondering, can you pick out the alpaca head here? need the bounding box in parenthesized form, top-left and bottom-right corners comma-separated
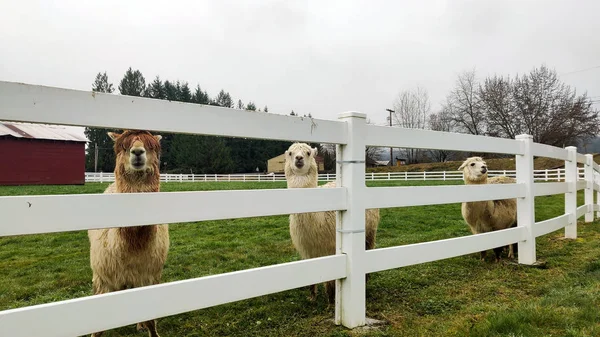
(108, 130, 162, 174)
(284, 143, 319, 188)
(284, 142, 318, 175)
(458, 156, 488, 183)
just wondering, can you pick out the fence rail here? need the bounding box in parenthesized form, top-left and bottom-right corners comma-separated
(85, 168, 586, 183)
(1, 80, 599, 336)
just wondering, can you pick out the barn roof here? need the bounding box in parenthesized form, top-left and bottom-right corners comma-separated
(0, 122, 88, 143)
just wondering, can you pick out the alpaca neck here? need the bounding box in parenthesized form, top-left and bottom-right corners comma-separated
(464, 174, 492, 213)
(114, 164, 160, 250)
(464, 175, 488, 185)
(118, 226, 157, 252)
(285, 164, 318, 188)
(115, 165, 160, 193)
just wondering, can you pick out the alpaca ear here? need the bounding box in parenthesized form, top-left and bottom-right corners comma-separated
(107, 132, 120, 141)
(311, 147, 318, 157)
(458, 162, 467, 170)
(154, 135, 162, 142)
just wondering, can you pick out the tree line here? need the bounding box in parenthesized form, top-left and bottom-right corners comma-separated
(86, 67, 324, 173)
(391, 64, 599, 164)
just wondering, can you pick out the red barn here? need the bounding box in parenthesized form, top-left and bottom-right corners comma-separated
(0, 122, 88, 185)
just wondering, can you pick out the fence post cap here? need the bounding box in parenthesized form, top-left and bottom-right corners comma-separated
(515, 134, 533, 140)
(565, 146, 577, 151)
(338, 111, 366, 119)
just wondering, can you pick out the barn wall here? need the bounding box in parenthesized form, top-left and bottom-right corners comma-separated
(0, 138, 85, 185)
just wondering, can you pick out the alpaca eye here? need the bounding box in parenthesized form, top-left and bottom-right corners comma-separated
(288, 152, 292, 156)
(306, 151, 310, 156)
(470, 163, 475, 166)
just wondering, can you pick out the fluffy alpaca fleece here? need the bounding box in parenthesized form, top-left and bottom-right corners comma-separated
(284, 142, 380, 303)
(88, 130, 168, 337)
(459, 156, 517, 262)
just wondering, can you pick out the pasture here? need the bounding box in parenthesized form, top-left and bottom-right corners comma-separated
(1, 180, 599, 337)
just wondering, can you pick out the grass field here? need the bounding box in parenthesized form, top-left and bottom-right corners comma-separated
(1, 181, 599, 337)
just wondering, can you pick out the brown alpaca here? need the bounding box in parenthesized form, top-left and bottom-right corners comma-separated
(284, 142, 380, 303)
(88, 130, 169, 337)
(459, 156, 518, 262)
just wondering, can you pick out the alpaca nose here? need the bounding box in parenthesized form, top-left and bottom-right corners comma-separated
(481, 167, 487, 173)
(296, 155, 303, 161)
(131, 149, 145, 156)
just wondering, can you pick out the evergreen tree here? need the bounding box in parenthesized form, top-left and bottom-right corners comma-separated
(118, 67, 146, 96)
(215, 90, 233, 108)
(92, 71, 114, 93)
(145, 76, 165, 99)
(164, 80, 178, 101)
(179, 82, 192, 102)
(246, 101, 257, 111)
(192, 85, 210, 104)
(86, 71, 118, 172)
(290, 110, 296, 116)
(170, 135, 235, 173)
(237, 99, 245, 110)
(264, 106, 269, 113)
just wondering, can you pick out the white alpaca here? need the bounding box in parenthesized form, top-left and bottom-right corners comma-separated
(284, 142, 380, 302)
(459, 156, 517, 261)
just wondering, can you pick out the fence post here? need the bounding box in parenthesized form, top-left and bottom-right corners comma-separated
(565, 146, 578, 239)
(387, 172, 390, 180)
(597, 172, 600, 218)
(443, 171, 446, 181)
(335, 112, 367, 328)
(585, 154, 594, 223)
(516, 134, 536, 265)
(404, 171, 407, 181)
(544, 169, 548, 182)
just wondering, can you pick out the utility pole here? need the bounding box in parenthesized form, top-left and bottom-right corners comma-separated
(386, 109, 395, 166)
(94, 142, 98, 172)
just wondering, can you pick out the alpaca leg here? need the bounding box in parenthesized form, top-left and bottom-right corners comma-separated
(138, 320, 160, 337)
(90, 277, 115, 337)
(308, 284, 317, 301)
(508, 243, 516, 259)
(325, 281, 335, 304)
(480, 250, 487, 261)
(134, 278, 162, 337)
(493, 247, 503, 262)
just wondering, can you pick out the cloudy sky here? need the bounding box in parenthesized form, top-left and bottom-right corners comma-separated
(1, 0, 599, 137)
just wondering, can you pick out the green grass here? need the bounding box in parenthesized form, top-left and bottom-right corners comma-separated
(0, 180, 598, 336)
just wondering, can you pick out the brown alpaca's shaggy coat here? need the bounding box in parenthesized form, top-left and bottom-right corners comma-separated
(284, 143, 380, 303)
(88, 130, 169, 337)
(459, 156, 517, 261)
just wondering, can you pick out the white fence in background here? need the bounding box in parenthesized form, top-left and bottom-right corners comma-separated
(1, 81, 599, 336)
(85, 168, 586, 183)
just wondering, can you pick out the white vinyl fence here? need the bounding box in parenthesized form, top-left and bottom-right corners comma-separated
(85, 168, 586, 183)
(1, 81, 599, 336)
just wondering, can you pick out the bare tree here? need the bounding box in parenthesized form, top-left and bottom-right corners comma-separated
(479, 64, 599, 147)
(479, 74, 517, 138)
(392, 87, 431, 164)
(427, 110, 458, 162)
(317, 142, 383, 169)
(443, 70, 487, 136)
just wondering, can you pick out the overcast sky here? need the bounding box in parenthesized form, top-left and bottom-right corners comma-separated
(1, 0, 599, 138)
